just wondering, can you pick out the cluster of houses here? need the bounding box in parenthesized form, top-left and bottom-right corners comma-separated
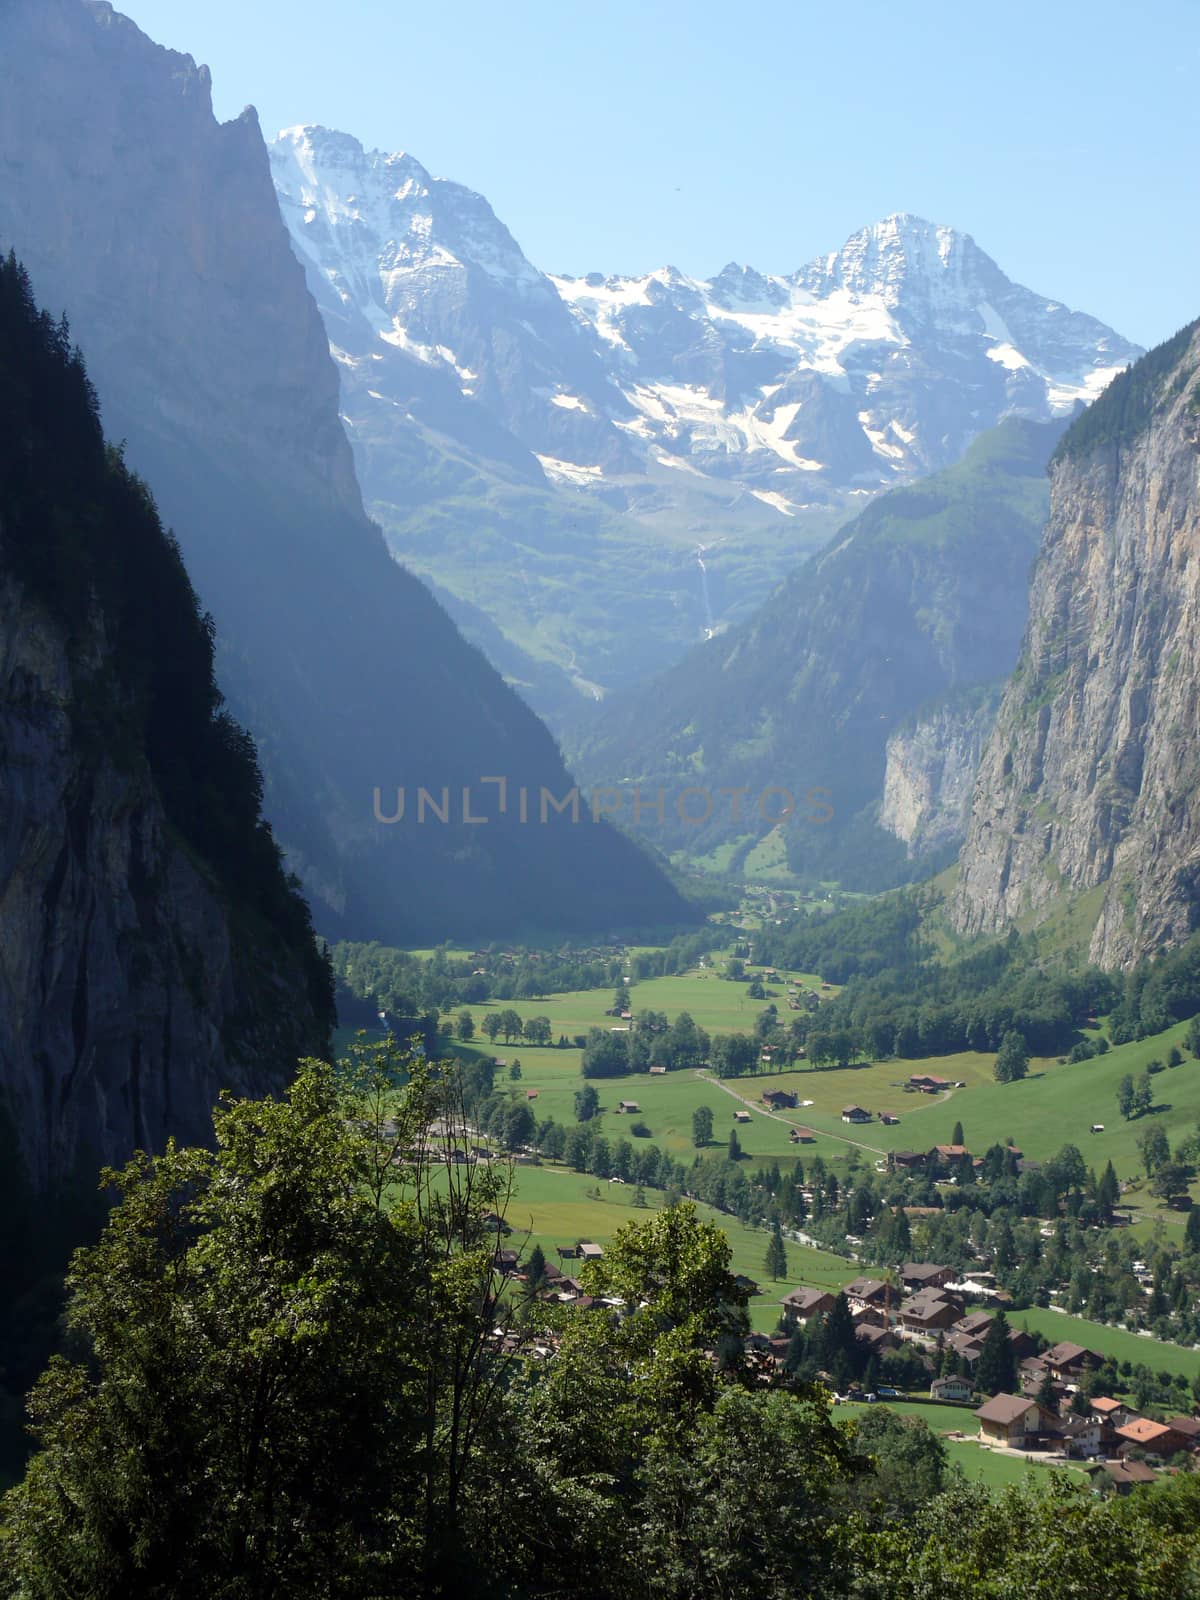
(974, 1385, 1200, 1490)
(779, 1260, 1200, 1490)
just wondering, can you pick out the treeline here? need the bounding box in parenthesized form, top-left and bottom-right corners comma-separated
(333, 926, 727, 1024)
(6, 1049, 1200, 1599)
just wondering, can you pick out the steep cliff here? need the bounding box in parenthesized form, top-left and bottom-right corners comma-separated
(0, 0, 687, 943)
(0, 254, 330, 1189)
(953, 320, 1200, 965)
(878, 689, 1000, 860)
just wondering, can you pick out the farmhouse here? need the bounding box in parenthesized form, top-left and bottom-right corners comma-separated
(762, 1089, 798, 1110)
(782, 1286, 836, 1324)
(1115, 1418, 1194, 1459)
(930, 1374, 974, 1403)
(789, 1127, 816, 1144)
(1100, 1459, 1159, 1494)
(928, 1143, 971, 1168)
(1041, 1341, 1105, 1381)
(899, 1289, 963, 1334)
(888, 1150, 927, 1170)
(909, 1074, 953, 1092)
(842, 1277, 891, 1313)
(975, 1393, 1041, 1447)
(855, 1323, 899, 1354)
(841, 1105, 872, 1124)
(901, 1262, 955, 1291)
(953, 1310, 995, 1339)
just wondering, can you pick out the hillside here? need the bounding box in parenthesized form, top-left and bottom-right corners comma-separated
(954, 319, 1200, 965)
(0, 0, 688, 944)
(0, 251, 331, 1190)
(569, 417, 1065, 886)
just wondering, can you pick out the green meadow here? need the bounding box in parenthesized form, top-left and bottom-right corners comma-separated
(836, 1400, 1087, 1489)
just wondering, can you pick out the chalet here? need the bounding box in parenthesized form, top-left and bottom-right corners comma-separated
(842, 1105, 872, 1124)
(889, 1150, 927, 1170)
(1041, 1341, 1105, 1381)
(901, 1262, 955, 1291)
(762, 1089, 798, 1110)
(843, 1277, 891, 1313)
(1051, 1412, 1104, 1459)
(930, 1374, 974, 1403)
(953, 1310, 995, 1339)
(909, 1074, 953, 1093)
(782, 1286, 836, 1324)
(928, 1144, 971, 1168)
(855, 1323, 899, 1354)
(1099, 1459, 1158, 1494)
(1090, 1396, 1131, 1427)
(975, 1393, 1041, 1447)
(734, 1111, 752, 1123)
(616, 1100, 641, 1114)
(1115, 1418, 1194, 1459)
(1167, 1415, 1200, 1451)
(789, 1127, 816, 1144)
(900, 1289, 963, 1334)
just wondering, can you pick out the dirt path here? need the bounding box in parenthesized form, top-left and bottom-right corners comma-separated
(696, 1071, 887, 1156)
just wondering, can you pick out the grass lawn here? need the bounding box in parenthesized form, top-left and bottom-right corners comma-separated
(498, 1163, 854, 1310)
(836, 1400, 1087, 1490)
(1000, 1304, 1200, 1381)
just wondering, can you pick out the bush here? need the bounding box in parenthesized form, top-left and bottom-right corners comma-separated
(630, 1121, 652, 1138)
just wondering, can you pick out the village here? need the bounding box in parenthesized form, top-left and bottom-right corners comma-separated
(494, 1237, 1200, 1495)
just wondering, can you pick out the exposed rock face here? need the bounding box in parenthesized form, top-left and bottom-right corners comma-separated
(0, 573, 323, 1191)
(953, 322, 1200, 965)
(879, 693, 999, 859)
(0, 0, 687, 943)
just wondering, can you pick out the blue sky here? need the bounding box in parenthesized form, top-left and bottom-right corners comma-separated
(119, 0, 1196, 347)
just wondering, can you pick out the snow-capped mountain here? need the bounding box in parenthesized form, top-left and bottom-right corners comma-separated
(269, 125, 1140, 707)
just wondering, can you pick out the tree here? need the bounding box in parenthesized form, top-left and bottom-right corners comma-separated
(1189, 1013, 1200, 1056)
(525, 1243, 547, 1292)
(508, 1061, 522, 1081)
(764, 1220, 788, 1282)
(692, 1106, 714, 1148)
(951, 1120, 964, 1147)
(1137, 1122, 1170, 1177)
(728, 1129, 743, 1162)
(1097, 1160, 1120, 1222)
(1035, 1367, 1058, 1413)
(456, 1010, 475, 1041)
(574, 1084, 600, 1123)
(633, 1183, 648, 1209)
(498, 1008, 524, 1044)
(1168, 1045, 1184, 1068)
(1133, 1072, 1156, 1117)
(1185, 1207, 1200, 1253)
(503, 1101, 535, 1153)
(523, 1016, 552, 1047)
(0, 1044, 515, 1596)
(1117, 1074, 1135, 1119)
(974, 1310, 1017, 1396)
(994, 1031, 1029, 1084)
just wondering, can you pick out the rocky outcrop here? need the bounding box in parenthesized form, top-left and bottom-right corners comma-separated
(953, 321, 1200, 965)
(879, 692, 999, 859)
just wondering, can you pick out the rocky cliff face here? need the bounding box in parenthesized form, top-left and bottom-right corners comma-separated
(0, 575, 311, 1189)
(879, 693, 999, 859)
(953, 321, 1200, 965)
(0, 0, 687, 943)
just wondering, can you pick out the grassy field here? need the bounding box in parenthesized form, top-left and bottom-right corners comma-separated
(1002, 1304, 1200, 1381)
(836, 1400, 1087, 1489)
(497, 1161, 857, 1330)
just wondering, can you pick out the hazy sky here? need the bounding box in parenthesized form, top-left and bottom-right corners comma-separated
(119, 0, 1196, 348)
